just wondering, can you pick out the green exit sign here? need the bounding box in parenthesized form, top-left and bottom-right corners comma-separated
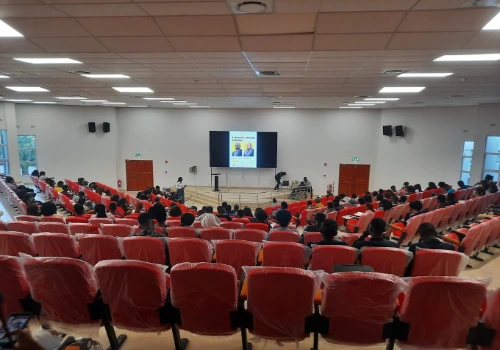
(352, 157, 360, 162)
(135, 153, 142, 158)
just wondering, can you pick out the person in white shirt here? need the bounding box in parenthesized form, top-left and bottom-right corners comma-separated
(176, 177, 187, 202)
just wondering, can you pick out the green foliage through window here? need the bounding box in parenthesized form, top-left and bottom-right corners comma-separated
(0, 130, 9, 174)
(18, 135, 37, 175)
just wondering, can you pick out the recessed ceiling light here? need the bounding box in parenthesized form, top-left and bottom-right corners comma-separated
(364, 98, 400, 101)
(33, 102, 57, 104)
(355, 101, 386, 104)
(172, 102, 197, 105)
(14, 58, 82, 64)
(349, 104, 374, 106)
(143, 98, 175, 101)
(6, 86, 49, 92)
(103, 102, 126, 105)
(0, 20, 23, 37)
(398, 73, 453, 78)
(162, 100, 186, 103)
(81, 100, 108, 103)
(0, 75, 10, 79)
(5, 99, 32, 102)
(434, 54, 500, 62)
(188, 106, 211, 108)
(113, 87, 153, 93)
(82, 74, 130, 79)
(380, 87, 425, 93)
(339, 107, 362, 109)
(483, 12, 500, 30)
(56, 96, 86, 100)
(273, 106, 295, 109)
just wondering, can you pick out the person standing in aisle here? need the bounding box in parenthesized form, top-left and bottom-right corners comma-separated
(176, 177, 187, 202)
(274, 171, 286, 191)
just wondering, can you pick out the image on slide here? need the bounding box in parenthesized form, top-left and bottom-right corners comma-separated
(229, 131, 257, 168)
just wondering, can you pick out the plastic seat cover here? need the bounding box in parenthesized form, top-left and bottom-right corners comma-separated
(411, 249, 468, 277)
(262, 241, 307, 268)
(233, 229, 267, 242)
(100, 224, 133, 238)
(37, 222, 69, 234)
(310, 245, 357, 273)
(7, 221, 38, 235)
(78, 234, 123, 266)
(215, 240, 261, 279)
(0, 231, 37, 256)
(123, 236, 166, 264)
(0, 255, 30, 315)
(168, 238, 213, 266)
(33, 233, 80, 258)
(361, 247, 413, 277)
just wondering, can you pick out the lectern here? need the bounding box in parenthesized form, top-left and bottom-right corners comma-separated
(212, 173, 221, 192)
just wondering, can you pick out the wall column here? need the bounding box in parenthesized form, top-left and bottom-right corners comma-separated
(3, 103, 21, 180)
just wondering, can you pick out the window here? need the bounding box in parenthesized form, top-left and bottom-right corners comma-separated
(460, 141, 474, 185)
(483, 136, 500, 182)
(18, 135, 37, 176)
(0, 130, 9, 174)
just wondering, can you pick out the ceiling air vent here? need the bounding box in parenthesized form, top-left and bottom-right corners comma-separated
(258, 70, 280, 76)
(227, 0, 274, 14)
(384, 70, 408, 75)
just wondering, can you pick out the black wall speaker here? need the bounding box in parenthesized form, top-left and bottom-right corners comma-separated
(103, 122, 110, 133)
(395, 125, 405, 137)
(88, 122, 96, 133)
(383, 125, 393, 136)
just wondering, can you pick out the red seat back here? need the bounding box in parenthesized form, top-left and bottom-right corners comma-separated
(33, 233, 80, 258)
(166, 220, 182, 227)
(482, 289, 500, 350)
(310, 245, 357, 272)
(23, 257, 99, 325)
(269, 230, 300, 243)
(65, 217, 89, 224)
(167, 227, 198, 238)
(15, 215, 40, 222)
(78, 235, 123, 266)
(220, 221, 244, 230)
(0, 256, 30, 315)
(68, 223, 96, 235)
(232, 218, 250, 224)
(40, 216, 65, 223)
(7, 221, 38, 234)
(200, 228, 231, 240)
(215, 240, 260, 279)
(115, 218, 138, 226)
(400, 215, 424, 245)
(123, 236, 166, 264)
(170, 263, 238, 335)
(408, 193, 417, 202)
(100, 224, 133, 238)
(88, 218, 114, 227)
(233, 229, 267, 242)
(361, 247, 411, 277)
(168, 238, 213, 266)
(95, 260, 170, 332)
(0, 231, 37, 256)
(246, 267, 318, 341)
(321, 272, 403, 345)
(246, 223, 269, 232)
(411, 249, 467, 277)
(37, 222, 69, 234)
(262, 242, 305, 268)
(303, 232, 323, 245)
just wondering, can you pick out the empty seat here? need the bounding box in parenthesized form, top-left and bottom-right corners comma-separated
(167, 227, 199, 238)
(220, 221, 244, 230)
(0, 255, 30, 315)
(65, 216, 89, 224)
(410, 249, 468, 277)
(40, 216, 65, 223)
(15, 215, 40, 222)
(78, 235, 123, 266)
(100, 224, 133, 238)
(321, 272, 404, 345)
(166, 219, 182, 227)
(360, 247, 413, 277)
(68, 223, 96, 235)
(309, 245, 358, 273)
(115, 218, 138, 226)
(37, 222, 69, 234)
(7, 221, 38, 235)
(398, 276, 487, 349)
(245, 266, 319, 342)
(246, 223, 270, 232)
(170, 263, 238, 335)
(168, 238, 213, 266)
(346, 211, 375, 233)
(0, 231, 37, 256)
(89, 218, 114, 227)
(200, 228, 231, 240)
(269, 230, 300, 242)
(262, 241, 307, 268)
(33, 233, 80, 258)
(95, 260, 171, 332)
(232, 218, 250, 224)
(233, 229, 267, 242)
(215, 240, 261, 279)
(303, 232, 323, 245)
(123, 236, 166, 265)
(481, 289, 500, 350)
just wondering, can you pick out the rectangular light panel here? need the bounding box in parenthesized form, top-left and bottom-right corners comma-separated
(355, 101, 386, 104)
(0, 75, 9, 79)
(81, 100, 108, 103)
(434, 54, 500, 62)
(273, 106, 295, 109)
(82, 74, 130, 79)
(6, 86, 49, 92)
(161, 100, 186, 103)
(364, 98, 400, 101)
(144, 98, 175, 101)
(6, 99, 32, 102)
(483, 12, 500, 30)
(188, 106, 211, 108)
(339, 107, 362, 109)
(349, 104, 374, 106)
(0, 20, 23, 37)
(56, 96, 86, 100)
(113, 87, 153, 93)
(380, 87, 425, 93)
(103, 102, 126, 105)
(33, 102, 57, 104)
(14, 58, 82, 64)
(398, 73, 453, 78)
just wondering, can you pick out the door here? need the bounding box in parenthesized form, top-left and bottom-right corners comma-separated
(338, 164, 370, 195)
(125, 160, 154, 191)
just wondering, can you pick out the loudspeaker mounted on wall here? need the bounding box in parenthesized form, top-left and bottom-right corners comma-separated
(103, 122, 110, 133)
(395, 125, 405, 137)
(189, 166, 197, 174)
(383, 125, 393, 137)
(88, 122, 96, 133)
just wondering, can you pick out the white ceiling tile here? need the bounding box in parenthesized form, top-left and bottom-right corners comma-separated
(3, 18, 89, 37)
(412, 0, 470, 10)
(168, 36, 241, 52)
(30, 37, 108, 52)
(274, 0, 321, 13)
(98, 37, 174, 52)
(77, 17, 163, 36)
(154, 15, 236, 36)
(246, 51, 311, 62)
(387, 32, 476, 50)
(53, 4, 148, 16)
(317, 12, 405, 33)
(138, 2, 230, 15)
(0, 4, 67, 17)
(236, 14, 317, 35)
(314, 34, 392, 50)
(320, 0, 418, 12)
(241, 35, 314, 52)
(462, 32, 500, 50)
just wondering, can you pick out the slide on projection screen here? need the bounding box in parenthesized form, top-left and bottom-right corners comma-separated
(209, 131, 277, 169)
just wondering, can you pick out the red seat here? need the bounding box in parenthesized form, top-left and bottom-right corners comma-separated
(309, 245, 357, 273)
(193, 221, 202, 229)
(246, 267, 318, 341)
(14, 215, 40, 222)
(346, 211, 375, 233)
(0, 232, 37, 256)
(233, 228, 267, 242)
(410, 249, 468, 277)
(481, 289, 500, 350)
(170, 263, 238, 335)
(269, 230, 300, 242)
(262, 242, 306, 268)
(23, 256, 100, 326)
(95, 260, 171, 332)
(37, 222, 69, 234)
(167, 227, 199, 238)
(220, 221, 244, 230)
(0, 255, 30, 315)
(361, 247, 412, 277)
(398, 276, 487, 349)
(89, 218, 114, 227)
(166, 220, 182, 227)
(340, 233, 362, 246)
(321, 272, 403, 345)
(115, 218, 138, 226)
(215, 240, 260, 279)
(7, 221, 38, 234)
(68, 223, 96, 235)
(65, 216, 89, 224)
(40, 216, 65, 223)
(303, 232, 323, 245)
(78, 235, 123, 266)
(168, 238, 213, 266)
(33, 233, 80, 258)
(246, 223, 270, 232)
(200, 228, 231, 240)
(100, 224, 133, 238)
(123, 236, 166, 264)
(232, 218, 250, 224)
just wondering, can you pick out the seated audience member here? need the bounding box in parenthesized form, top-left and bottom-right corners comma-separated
(306, 200, 314, 210)
(77, 177, 85, 186)
(23, 192, 37, 206)
(130, 212, 164, 237)
(109, 202, 123, 218)
(414, 184, 423, 193)
(354, 218, 398, 249)
(333, 199, 344, 212)
(5, 176, 18, 191)
(116, 198, 129, 217)
(398, 195, 407, 204)
(384, 191, 393, 200)
(379, 199, 393, 212)
(363, 194, 373, 203)
(326, 189, 334, 198)
(375, 194, 384, 202)
(312, 219, 347, 247)
(73, 191, 85, 203)
(74, 203, 91, 218)
(243, 207, 253, 217)
(272, 210, 296, 232)
(27, 204, 40, 216)
(457, 180, 469, 190)
(436, 194, 447, 209)
(408, 223, 455, 256)
(314, 197, 325, 209)
(201, 212, 220, 228)
(110, 194, 120, 203)
(180, 213, 195, 227)
(426, 182, 438, 190)
(228, 204, 239, 217)
(39, 171, 47, 180)
(236, 209, 245, 219)
(92, 204, 115, 220)
(168, 205, 182, 219)
(391, 195, 400, 206)
(390, 185, 397, 193)
(149, 202, 167, 234)
(271, 198, 280, 209)
(251, 208, 271, 229)
(404, 200, 425, 223)
(272, 201, 288, 216)
(474, 186, 486, 197)
(134, 202, 144, 213)
(54, 181, 64, 192)
(31, 170, 40, 177)
(446, 192, 457, 206)
(40, 202, 62, 218)
(444, 184, 455, 194)
(489, 183, 499, 194)
(325, 202, 336, 214)
(303, 213, 326, 233)
(61, 185, 72, 199)
(357, 197, 366, 206)
(401, 182, 410, 191)
(406, 185, 416, 194)
(216, 206, 231, 221)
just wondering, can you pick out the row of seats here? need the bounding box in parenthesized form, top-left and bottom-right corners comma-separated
(1, 256, 498, 350)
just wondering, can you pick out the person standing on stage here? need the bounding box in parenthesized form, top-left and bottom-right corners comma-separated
(176, 177, 187, 202)
(274, 171, 286, 191)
